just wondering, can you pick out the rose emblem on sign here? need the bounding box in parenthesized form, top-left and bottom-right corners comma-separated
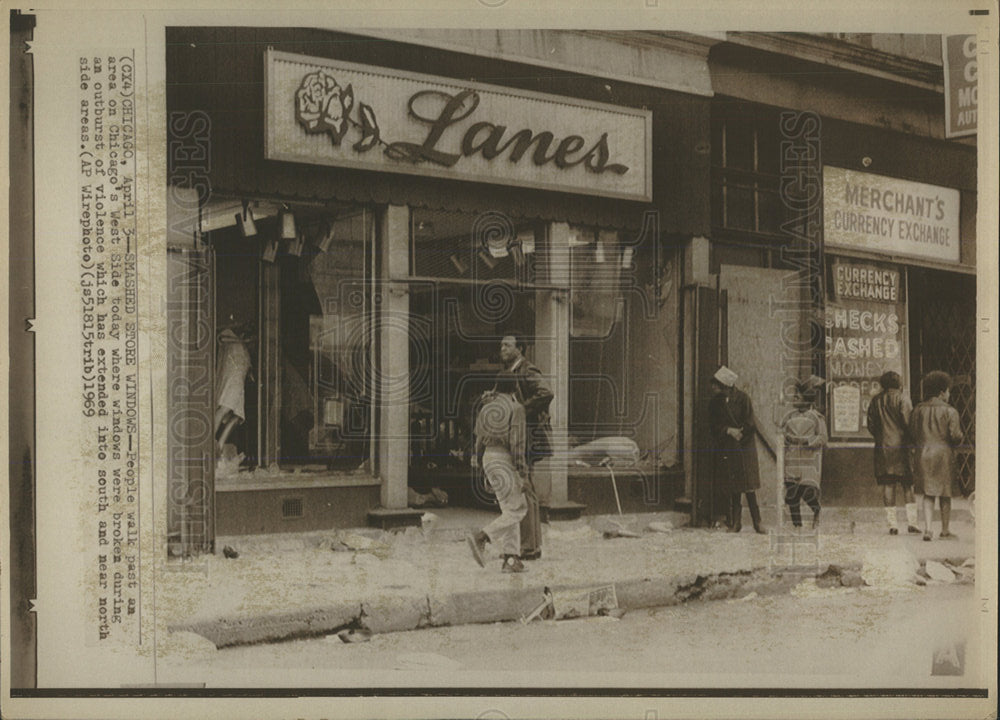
(294, 70, 381, 152)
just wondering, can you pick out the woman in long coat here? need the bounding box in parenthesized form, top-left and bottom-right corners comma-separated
(909, 371, 964, 541)
(708, 366, 763, 533)
(867, 370, 919, 535)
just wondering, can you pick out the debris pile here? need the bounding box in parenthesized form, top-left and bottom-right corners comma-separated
(521, 585, 624, 624)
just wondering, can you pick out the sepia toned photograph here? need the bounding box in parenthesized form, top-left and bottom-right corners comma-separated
(3, 4, 997, 719)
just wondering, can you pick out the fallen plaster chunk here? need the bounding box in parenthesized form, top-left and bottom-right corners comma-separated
(925, 560, 956, 584)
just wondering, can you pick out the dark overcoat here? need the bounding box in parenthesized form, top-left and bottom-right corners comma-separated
(496, 357, 553, 466)
(866, 388, 913, 478)
(709, 387, 761, 494)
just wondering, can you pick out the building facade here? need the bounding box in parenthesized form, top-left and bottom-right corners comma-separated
(165, 29, 976, 551)
(695, 33, 976, 521)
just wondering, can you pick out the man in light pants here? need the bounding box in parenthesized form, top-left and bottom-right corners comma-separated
(468, 391, 529, 573)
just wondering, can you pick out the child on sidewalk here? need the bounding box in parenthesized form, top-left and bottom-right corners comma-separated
(781, 376, 828, 530)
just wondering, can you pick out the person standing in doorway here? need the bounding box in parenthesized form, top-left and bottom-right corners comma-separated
(467, 390, 529, 573)
(910, 371, 964, 542)
(708, 366, 765, 534)
(496, 333, 553, 560)
(866, 370, 919, 535)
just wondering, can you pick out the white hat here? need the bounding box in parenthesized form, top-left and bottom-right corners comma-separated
(713, 366, 738, 387)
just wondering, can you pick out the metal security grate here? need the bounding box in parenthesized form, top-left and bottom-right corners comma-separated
(910, 270, 976, 496)
(281, 497, 304, 520)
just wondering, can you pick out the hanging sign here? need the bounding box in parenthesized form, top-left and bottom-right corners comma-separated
(942, 34, 977, 138)
(823, 166, 961, 264)
(265, 50, 652, 201)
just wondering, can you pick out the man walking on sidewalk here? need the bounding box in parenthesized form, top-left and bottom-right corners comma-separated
(468, 390, 529, 573)
(495, 333, 553, 560)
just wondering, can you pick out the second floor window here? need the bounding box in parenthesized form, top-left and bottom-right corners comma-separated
(711, 100, 787, 237)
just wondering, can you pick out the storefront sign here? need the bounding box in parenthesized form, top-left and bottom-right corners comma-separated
(832, 384, 862, 434)
(825, 258, 907, 439)
(265, 51, 652, 201)
(823, 166, 961, 264)
(831, 263, 900, 302)
(942, 34, 977, 138)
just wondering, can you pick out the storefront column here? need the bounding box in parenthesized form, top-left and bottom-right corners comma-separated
(682, 235, 713, 515)
(378, 204, 410, 509)
(537, 222, 572, 505)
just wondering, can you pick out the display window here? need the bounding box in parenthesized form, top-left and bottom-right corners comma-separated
(211, 201, 375, 477)
(566, 225, 635, 440)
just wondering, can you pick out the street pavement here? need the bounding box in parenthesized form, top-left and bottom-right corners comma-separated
(160, 500, 977, 649)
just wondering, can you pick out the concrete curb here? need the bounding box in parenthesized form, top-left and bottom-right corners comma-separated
(170, 555, 973, 649)
(171, 566, 787, 648)
(179, 603, 362, 648)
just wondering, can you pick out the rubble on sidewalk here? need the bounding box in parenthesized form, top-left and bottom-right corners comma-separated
(334, 627, 372, 644)
(521, 584, 620, 623)
(318, 530, 391, 556)
(924, 560, 956, 583)
(603, 527, 641, 539)
(861, 548, 920, 590)
(815, 564, 866, 589)
(408, 487, 449, 509)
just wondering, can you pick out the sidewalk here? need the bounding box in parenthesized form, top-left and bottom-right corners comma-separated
(163, 502, 976, 648)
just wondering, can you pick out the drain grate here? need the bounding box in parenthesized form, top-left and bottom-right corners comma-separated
(281, 497, 304, 520)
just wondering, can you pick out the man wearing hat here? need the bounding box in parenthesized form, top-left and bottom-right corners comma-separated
(708, 366, 764, 533)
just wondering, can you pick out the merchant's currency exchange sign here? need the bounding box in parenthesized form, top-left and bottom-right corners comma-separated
(823, 166, 961, 264)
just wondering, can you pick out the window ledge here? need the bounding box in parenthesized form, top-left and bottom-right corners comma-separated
(216, 472, 380, 493)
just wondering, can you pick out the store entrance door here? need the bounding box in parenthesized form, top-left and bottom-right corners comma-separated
(407, 283, 536, 508)
(908, 268, 976, 496)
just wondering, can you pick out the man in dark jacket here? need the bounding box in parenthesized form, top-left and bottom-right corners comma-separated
(495, 333, 553, 559)
(866, 370, 919, 535)
(708, 366, 764, 533)
(496, 335, 553, 462)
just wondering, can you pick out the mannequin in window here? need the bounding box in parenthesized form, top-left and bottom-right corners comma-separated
(215, 319, 253, 451)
